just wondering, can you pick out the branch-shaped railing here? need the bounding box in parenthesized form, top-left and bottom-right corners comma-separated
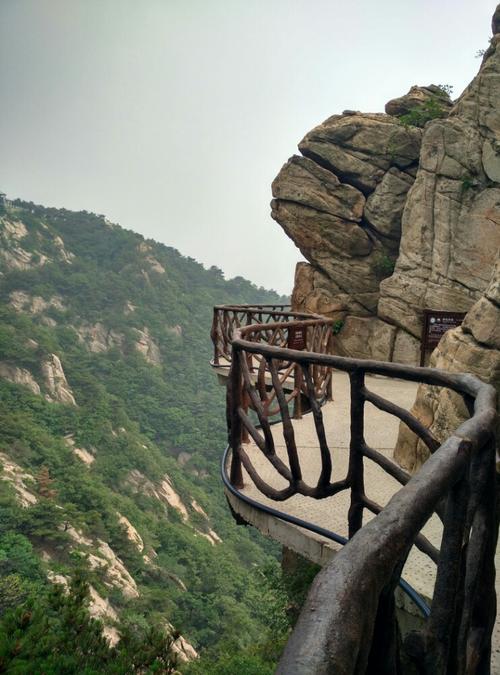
(211, 304, 321, 366)
(212, 305, 334, 426)
(211, 305, 498, 674)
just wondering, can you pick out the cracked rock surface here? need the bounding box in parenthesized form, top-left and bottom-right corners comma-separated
(271, 6, 500, 366)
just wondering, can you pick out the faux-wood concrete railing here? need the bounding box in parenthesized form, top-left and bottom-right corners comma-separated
(211, 305, 334, 424)
(211, 304, 322, 366)
(212, 305, 498, 675)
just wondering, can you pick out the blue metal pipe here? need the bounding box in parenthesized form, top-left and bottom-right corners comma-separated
(221, 444, 431, 619)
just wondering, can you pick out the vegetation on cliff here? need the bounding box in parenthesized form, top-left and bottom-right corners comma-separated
(0, 195, 296, 671)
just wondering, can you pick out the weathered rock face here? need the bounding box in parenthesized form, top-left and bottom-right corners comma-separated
(9, 290, 66, 315)
(41, 354, 76, 405)
(90, 540, 140, 599)
(291, 263, 347, 318)
(0, 363, 41, 395)
(364, 168, 414, 245)
(273, 155, 365, 219)
(76, 322, 124, 354)
(333, 316, 396, 362)
(0, 217, 74, 272)
(0, 355, 78, 406)
(272, 117, 421, 316)
(87, 585, 120, 645)
(0, 452, 38, 507)
(125, 469, 222, 546)
(272, 6, 500, 365)
(134, 327, 161, 366)
(137, 242, 166, 273)
(64, 434, 96, 466)
(298, 113, 421, 194)
(117, 513, 144, 553)
(9, 290, 66, 328)
(378, 21, 500, 346)
(165, 621, 199, 662)
(385, 84, 453, 119)
(394, 256, 500, 472)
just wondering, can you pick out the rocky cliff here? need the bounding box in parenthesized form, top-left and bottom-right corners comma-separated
(272, 7, 500, 367)
(394, 254, 500, 471)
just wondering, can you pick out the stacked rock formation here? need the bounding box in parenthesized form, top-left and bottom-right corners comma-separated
(272, 118, 421, 322)
(272, 10, 500, 366)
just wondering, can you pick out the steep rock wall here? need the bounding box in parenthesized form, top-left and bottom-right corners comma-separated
(379, 23, 500, 342)
(272, 7, 500, 366)
(394, 254, 500, 471)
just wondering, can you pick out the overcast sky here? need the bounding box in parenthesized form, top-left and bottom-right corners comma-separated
(0, 1, 495, 294)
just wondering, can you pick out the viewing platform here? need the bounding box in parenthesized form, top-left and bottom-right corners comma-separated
(211, 304, 499, 674)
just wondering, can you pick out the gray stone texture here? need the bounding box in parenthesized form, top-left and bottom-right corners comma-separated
(271, 8, 500, 367)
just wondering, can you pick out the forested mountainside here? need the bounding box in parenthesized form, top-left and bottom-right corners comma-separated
(0, 195, 296, 673)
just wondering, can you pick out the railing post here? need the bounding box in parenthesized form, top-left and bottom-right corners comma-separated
(246, 347, 254, 374)
(348, 369, 365, 538)
(240, 348, 254, 442)
(366, 560, 405, 675)
(210, 308, 220, 365)
(293, 363, 303, 420)
(456, 436, 498, 675)
(423, 471, 469, 672)
(223, 311, 230, 362)
(326, 372, 333, 402)
(241, 363, 250, 444)
(228, 348, 244, 488)
(326, 327, 333, 401)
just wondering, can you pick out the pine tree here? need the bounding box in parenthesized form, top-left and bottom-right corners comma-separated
(35, 466, 57, 500)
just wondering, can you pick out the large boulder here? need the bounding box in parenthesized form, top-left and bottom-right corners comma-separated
(385, 84, 453, 120)
(272, 116, 420, 317)
(298, 112, 421, 194)
(272, 155, 365, 220)
(333, 316, 396, 362)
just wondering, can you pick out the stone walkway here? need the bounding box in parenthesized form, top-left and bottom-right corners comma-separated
(230, 370, 500, 671)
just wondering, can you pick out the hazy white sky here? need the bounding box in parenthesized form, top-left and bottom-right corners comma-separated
(0, 1, 495, 293)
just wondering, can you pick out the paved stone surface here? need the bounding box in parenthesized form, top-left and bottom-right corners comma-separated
(231, 370, 500, 671)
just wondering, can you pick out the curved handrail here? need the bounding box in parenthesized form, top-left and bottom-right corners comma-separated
(210, 304, 323, 366)
(212, 308, 335, 427)
(220, 444, 431, 619)
(213, 304, 498, 674)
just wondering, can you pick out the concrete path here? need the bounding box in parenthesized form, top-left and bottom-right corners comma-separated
(229, 370, 500, 671)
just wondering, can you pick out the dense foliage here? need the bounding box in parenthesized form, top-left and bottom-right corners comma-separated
(0, 573, 178, 673)
(0, 197, 307, 672)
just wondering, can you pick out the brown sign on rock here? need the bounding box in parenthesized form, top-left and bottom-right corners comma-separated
(420, 310, 466, 365)
(288, 326, 306, 350)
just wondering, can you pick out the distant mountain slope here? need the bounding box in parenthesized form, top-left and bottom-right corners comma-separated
(0, 194, 287, 669)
